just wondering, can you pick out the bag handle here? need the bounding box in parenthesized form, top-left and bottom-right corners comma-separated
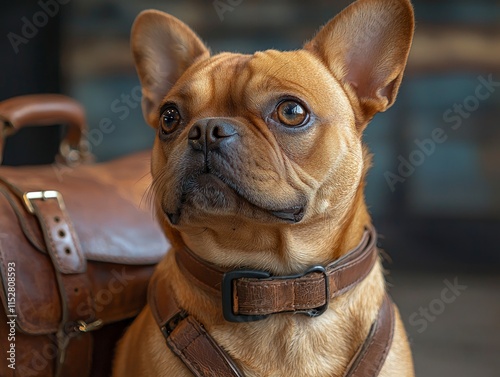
(0, 94, 92, 165)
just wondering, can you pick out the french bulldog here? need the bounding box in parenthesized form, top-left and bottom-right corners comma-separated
(113, 0, 415, 376)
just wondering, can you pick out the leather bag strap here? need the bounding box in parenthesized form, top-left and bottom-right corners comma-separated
(175, 226, 377, 318)
(26, 190, 86, 273)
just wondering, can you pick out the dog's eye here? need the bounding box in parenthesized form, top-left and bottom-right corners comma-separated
(276, 100, 308, 127)
(160, 106, 181, 134)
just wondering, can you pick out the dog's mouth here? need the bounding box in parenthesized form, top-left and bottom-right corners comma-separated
(167, 206, 304, 225)
(164, 173, 305, 225)
(166, 206, 305, 225)
(270, 207, 305, 222)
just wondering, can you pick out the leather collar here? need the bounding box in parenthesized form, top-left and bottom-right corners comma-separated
(175, 225, 378, 322)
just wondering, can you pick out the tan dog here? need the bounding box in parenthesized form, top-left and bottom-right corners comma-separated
(113, 0, 415, 376)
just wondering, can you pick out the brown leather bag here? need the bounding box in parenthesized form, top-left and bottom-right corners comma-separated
(0, 94, 168, 376)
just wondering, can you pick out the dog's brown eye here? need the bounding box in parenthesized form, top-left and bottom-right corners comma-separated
(276, 100, 308, 127)
(160, 106, 181, 134)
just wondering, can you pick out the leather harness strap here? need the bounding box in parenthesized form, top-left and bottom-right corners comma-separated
(343, 294, 395, 377)
(149, 226, 396, 376)
(149, 278, 245, 377)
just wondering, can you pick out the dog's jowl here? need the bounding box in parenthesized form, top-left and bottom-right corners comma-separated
(113, 0, 415, 376)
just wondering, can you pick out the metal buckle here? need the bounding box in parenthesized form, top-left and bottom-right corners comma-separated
(222, 269, 271, 323)
(23, 190, 66, 214)
(222, 265, 330, 322)
(295, 265, 330, 318)
(161, 311, 188, 337)
(76, 319, 103, 333)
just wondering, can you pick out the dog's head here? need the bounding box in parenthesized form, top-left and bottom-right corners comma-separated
(131, 0, 414, 264)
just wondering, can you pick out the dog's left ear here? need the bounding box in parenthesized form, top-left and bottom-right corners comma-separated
(305, 0, 414, 128)
(131, 10, 210, 127)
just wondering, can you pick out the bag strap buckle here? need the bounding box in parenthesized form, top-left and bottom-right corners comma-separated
(23, 190, 66, 214)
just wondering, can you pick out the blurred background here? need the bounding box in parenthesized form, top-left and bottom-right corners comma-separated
(0, 0, 498, 376)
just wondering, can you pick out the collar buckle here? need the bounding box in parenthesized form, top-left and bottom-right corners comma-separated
(222, 269, 271, 323)
(222, 265, 330, 323)
(295, 265, 329, 318)
(161, 310, 188, 337)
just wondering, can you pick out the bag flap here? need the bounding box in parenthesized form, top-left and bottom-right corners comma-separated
(0, 151, 169, 264)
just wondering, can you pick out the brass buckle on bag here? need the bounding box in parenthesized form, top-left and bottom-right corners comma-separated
(76, 319, 104, 333)
(23, 190, 66, 214)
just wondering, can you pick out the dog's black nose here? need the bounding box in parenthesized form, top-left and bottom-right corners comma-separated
(188, 119, 237, 152)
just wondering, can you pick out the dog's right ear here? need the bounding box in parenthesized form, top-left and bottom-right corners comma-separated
(131, 10, 209, 127)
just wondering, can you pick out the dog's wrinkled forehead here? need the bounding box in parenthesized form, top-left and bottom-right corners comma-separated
(166, 50, 353, 122)
(166, 53, 249, 115)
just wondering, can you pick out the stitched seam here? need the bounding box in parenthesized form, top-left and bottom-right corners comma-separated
(326, 231, 374, 283)
(335, 253, 371, 276)
(332, 247, 373, 280)
(332, 254, 377, 298)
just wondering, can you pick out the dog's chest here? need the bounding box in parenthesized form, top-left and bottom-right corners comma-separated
(213, 311, 364, 377)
